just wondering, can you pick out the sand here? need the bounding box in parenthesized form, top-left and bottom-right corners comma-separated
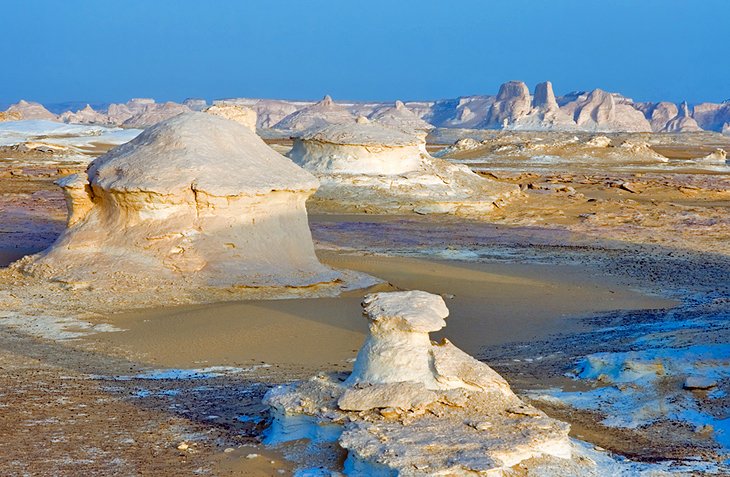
(91, 253, 675, 376)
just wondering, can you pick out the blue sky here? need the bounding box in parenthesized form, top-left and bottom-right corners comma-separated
(1, 0, 727, 105)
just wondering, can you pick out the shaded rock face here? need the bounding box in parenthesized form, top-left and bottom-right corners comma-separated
(533, 81, 560, 112)
(482, 81, 532, 128)
(646, 102, 679, 132)
(693, 102, 730, 132)
(204, 104, 257, 132)
(273, 95, 355, 134)
(662, 101, 702, 132)
(562, 89, 651, 132)
(16, 113, 341, 289)
(182, 98, 208, 111)
(263, 290, 573, 475)
(6, 100, 57, 121)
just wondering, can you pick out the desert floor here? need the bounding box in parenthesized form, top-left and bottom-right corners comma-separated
(0, 135, 728, 475)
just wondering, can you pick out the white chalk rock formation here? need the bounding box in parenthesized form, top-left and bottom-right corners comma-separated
(693, 101, 730, 132)
(723, 123, 730, 136)
(662, 101, 702, 132)
(367, 100, 434, 134)
(287, 119, 519, 215)
(182, 98, 208, 111)
(204, 104, 257, 132)
(273, 95, 355, 133)
(106, 98, 156, 125)
(482, 81, 532, 128)
(16, 113, 342, 289)
(0, 110, 22, 122)
(264, 290, 572, 475)
(511, 81, 576, 131)
(561, 89, 651, 132)
(122, 101, 192, 128)
(694, 148, 727, 164)
(6, 100, 57, 121)
(59, 104, 110, 125)
(645, 102, 678, 132)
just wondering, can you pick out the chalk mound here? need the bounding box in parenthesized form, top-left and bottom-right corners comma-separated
(15, 113, 344, 289)
(60, 104, 110, 125)
(367, 100, 433, 134)
(122, 101, 192, 128)
(287, 121, 520, 215)
(273, 95, 355, 134)
(694, 148, 727, 164)
(264, 290, 573, 475)
(6, 100, 57, 121)
(204, 103, 257, 132)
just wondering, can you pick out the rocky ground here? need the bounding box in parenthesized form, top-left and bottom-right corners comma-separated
(0, 132, 728, 475)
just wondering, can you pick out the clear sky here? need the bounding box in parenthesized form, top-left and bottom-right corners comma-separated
(1, 0, 728, 105)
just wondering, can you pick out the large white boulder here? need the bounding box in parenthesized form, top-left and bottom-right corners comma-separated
(204, 103, 257, 132)
(15, 113, 343, 289)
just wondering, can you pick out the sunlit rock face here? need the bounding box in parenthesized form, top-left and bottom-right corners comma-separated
(15, 113, 341, 288)
(287, 118, 520, 215)
(59, 104, 110, 125)
(204, 103, 257, 132)
(273, 95, 355, 134)
(6, 100, 57, 121)
(288, 118, 425, 175)
(481, 80, 533, 128)
(263, 290, 573, 475)
(510, 81, 576, 131)
(561, 89, 652, 132)
(662, 101, 703, 132)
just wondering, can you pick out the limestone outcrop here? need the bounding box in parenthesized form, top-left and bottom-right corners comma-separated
(204, 104, 257, 132)
(693, 101, 730, 132)
(367, 100, 433, 134)
(287, 119, 520, 215)
(59, 104, 110, 125)
(15, 113, 344, 289)
(0, 110, 22, 122)
(264, 290, 573, 475)
(511, 81, 576, 131)
(561, 89, 652, 132)
(644, 102, 678, 132)
(694, 148, 727, 164)
(122, 101, 191, 128)
(182, 98, 208, 111)
(6, 100, 57, 121)
(662, 102, 702, 132)
(273, 95, 355, 134)
(481, 81, 532, 128)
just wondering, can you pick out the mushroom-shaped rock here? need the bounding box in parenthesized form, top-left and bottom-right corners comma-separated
(273, 95, 355, 134)
(263, 291, 573, 475)
(287, 121, 520, 216)
(346, 291, 450, 388)
(289, 121, 425, 175)
(204, 103, 257, 132)
(16, 113, 342, 289)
